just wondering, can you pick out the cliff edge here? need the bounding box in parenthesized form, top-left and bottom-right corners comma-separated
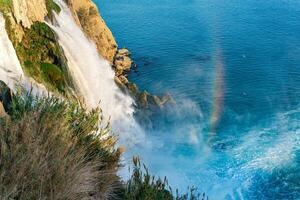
(66, 0, 118, 62)
(6, 0, 117, 62)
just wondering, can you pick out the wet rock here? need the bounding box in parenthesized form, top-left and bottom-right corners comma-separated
(118, 48, 130, 56)
(115, 66, 124, 77)
(114, 55, 132, 72)
(113, 48, 132, 75)
(145, 93, 175, 108)
(138, 91, 150, 108)
(0, 80, 12, 112)
(127, 82, 139, 97)
(114, 76, 125, 89)
(118, 75, 129, 85)
(151, 95, 163, 107)
(160, 93, 176, 105)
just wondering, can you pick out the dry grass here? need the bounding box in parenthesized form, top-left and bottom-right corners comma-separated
(0, 88, 122, 199)
(0, 87, 207, 199)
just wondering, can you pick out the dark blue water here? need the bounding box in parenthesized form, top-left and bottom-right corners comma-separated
(95, 0, 300, 199)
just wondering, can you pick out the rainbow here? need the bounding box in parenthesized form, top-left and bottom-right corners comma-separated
(209, 46, 225, 137)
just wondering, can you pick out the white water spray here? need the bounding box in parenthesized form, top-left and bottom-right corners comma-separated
(49, 0, 143, 145)
(0, 13, 24, 90)
(0, 13, 46, 94)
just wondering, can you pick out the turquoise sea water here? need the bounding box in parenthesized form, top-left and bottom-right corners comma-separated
(95, 0, 300, 199)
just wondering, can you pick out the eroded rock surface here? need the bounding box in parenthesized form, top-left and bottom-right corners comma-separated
(12, 0, 48, 28)
(66, 0, 117, 62)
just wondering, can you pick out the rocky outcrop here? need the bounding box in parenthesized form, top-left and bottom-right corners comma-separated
(66, 0, 117, 62)
(114, 48, 132, 76)
(0, 102, 8, 118)
(0, 81, 12, 114)
(12, 0, 48, 28)
(113, 48, 174, 108)
(2, 0, 174, 108)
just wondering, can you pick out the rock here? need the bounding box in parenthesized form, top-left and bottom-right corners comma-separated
(12, 0, 48, 28)
(113, 49, 132, 75)
(114, 76, 125, 89)
(66, 0, 118, 62)
(127, 83, 139, 97)
(148, 93, 175, 108)
(0, 81, 12, 112)
(118, 48, 130, 56)
(5, 13, 25, 44)
(115, 66, 124, 77)
(114, 55, 132, 72)
(160, 93, 176, 105)
(151, 95, 163, 107)
(118, 75, 129, 85)
(138, 91, 149, 108)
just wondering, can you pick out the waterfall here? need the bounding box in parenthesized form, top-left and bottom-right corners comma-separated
(0, 13, 24, 90)
(49, 0, 143, 145)
(0, 13, 46, 94)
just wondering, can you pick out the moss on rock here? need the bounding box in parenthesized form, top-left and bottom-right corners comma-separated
(46, 0, 61, 21)
(10, 21, 73, 94)
(0, 0, 12, 13)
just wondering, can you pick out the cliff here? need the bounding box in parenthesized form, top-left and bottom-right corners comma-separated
(1, 0, 118, 95)
(1, 0, 171, 106)
(12, 0, 48, 28)
(65, 0, 117, 62)
(4, 0, 117, 62)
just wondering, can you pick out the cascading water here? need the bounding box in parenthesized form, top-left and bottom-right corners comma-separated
(0, 13, 24, 90)
(48, 0, 144, 145)
(0, 13, 46, 94)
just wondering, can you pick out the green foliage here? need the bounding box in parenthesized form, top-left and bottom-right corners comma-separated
(0, 86, 122, 199)
(9, 86, 120, 164)
(0, 0, 12, 12)
(0, 86, 207, 199)
(14, 22, 73, 94)
(124, 157, 207, 200)
(46, 0, 61, 21)
(41, 62, 65, 92)
(124, 157, 173, 200)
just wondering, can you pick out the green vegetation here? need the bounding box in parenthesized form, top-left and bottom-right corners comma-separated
(0, 87, 206, 199)
(0, 86, 121, 199)
(41, 62, 65, 91)
(0, 0, 12, 13)
(46, 0, 61, 21)
(123, 157, 207, 200)
(1, 1, 72, 95)
(12, 22, 73, 94)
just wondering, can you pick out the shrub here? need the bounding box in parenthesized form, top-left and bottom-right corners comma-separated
(123, 157, 207, 200)
(0, 87, 122, 199)
(41, 62, 65, 92)
(46, 0, 61, 21)
(6, 20, 73, 94)
(0, 87, 207, 199)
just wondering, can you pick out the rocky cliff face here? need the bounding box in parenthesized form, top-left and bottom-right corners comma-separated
(1, 0, 171, 107)
(12, 0, 48, 28)
(66, 0, 118, 62)
(6, 0, 117, 62)
(2, 0, 119, 95)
